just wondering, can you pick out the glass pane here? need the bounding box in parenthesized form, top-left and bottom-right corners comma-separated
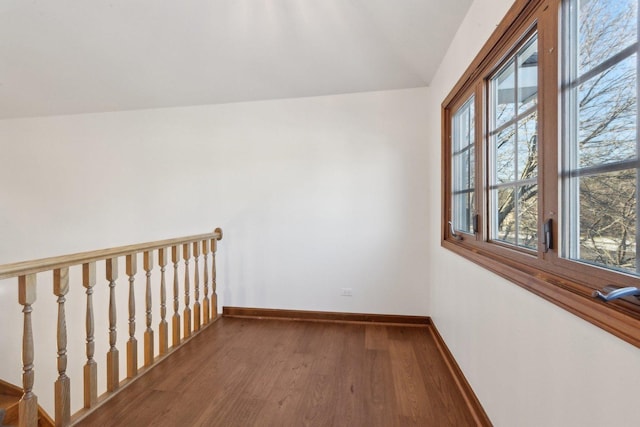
(495, 126, 515, 183)
(453, 112, 461, 152)
(578, 54, 637, 168)
(469, 146, 475, 189)
(517, 111, 538, 180)
(469, 100, 475, 147)
(517, 36, 538, 112)
(464, 150, 472, 189)
(518, 184, 538, 249)
(494, 60, 516, 128)
(453, 153, 461, 191)
(453, 151, 471, 191)
(468, 191, 475, 232)
(453, 97, 474, 152)
(453, 192, 473, 234)
(576, 169, 637, 273)
(454, 109, 468, 152)
(578, 0, 638, 76)
(495, 187, 516, 245)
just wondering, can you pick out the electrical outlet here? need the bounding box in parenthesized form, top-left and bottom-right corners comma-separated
(341, 288, 353, 297)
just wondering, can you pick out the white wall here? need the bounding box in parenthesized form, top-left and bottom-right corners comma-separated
(0, 87, 430, 414)
(427, 1, 640, 426)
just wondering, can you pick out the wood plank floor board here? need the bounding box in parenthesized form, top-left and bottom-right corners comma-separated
(412, 328, 478, 426)
(362, 349, 398, 427)
(76, 317, 483, 427)
(388, 329, 431, 423)
(364, 324, 390, 351)
(307, 323, 344, 377)
(293, 373, 335, 427)
(332, 323, 367, 427)
(139, 392, 184, 427)
(255, 351, 315, 426)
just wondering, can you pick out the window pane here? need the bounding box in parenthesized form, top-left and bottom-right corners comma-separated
(453, 151, 469, 192)
(494, 61, 516, 128)
(576, 169, 637, 273)
(469, 145, 475, 189)
(517, 38, 538, 112)
(517, 111, 538, 179)
(578, 0, 637, 76)
(496, 126, 515, 183)
(578, 54, 637, 168)
(453, 150, 472, 191)
(452, 96, 475, 234)
(454, 107, 470, 151)
(454, 192, 475, 234)
(453, 188, 474, 233)
(468, 191, 475, 232)
(495, 187, 516, 245)
(453, 150, 475, 191)
(518, 184, 538, 250)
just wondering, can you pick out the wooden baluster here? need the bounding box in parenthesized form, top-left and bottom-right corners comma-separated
(18, 274, 38, 427)
(53, 268, 70, 427)
(171, 246, 181, 347)
(183, 243, 192, 338)
(211, 237, 218, 318)
(158, 248, 169, 355)
(143, 251, 154, 366)
(126, 254, 138, 378)
(82, 262, 98, 408)
(106, 258, 119, 392)
(193, 242, 201, 332)
(202, 240, 210, 325)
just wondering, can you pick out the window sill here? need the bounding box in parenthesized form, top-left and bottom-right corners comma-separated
(442, 238, 640, 348)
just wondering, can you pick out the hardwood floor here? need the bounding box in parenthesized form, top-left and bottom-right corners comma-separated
(76, 317, 480, 426)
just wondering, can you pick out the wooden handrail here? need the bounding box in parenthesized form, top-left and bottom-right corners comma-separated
(1, 228, 223, 427)
(0, 229, 222, 280)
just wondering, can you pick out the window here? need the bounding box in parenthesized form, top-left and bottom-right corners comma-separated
(442, 0, 640, 348)
(451, 95, 476, 235)
(562, 0, 639, 275)
(490, 34, 539, 249)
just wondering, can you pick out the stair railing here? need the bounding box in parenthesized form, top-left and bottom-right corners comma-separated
(0, 228, 223, 427)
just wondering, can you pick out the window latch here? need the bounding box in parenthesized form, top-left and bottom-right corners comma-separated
(592, 286, 640, 302)
(473, 214, 479, 234)
(543, 219, 552, 253)
(448, 221, 463, 241)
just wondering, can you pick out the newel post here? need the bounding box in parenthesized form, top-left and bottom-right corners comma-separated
(211, 227, 223, 318)
(18, 274, 38, 427)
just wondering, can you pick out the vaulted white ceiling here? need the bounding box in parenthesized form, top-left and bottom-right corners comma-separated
(0, 0, 472, 119)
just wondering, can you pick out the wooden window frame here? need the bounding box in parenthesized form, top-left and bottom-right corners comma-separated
(441, 0, 640, 348)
